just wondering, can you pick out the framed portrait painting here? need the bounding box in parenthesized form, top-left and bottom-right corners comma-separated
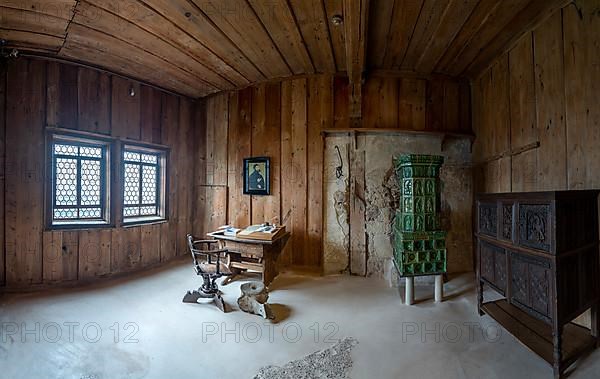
(243, 157, 270, 195)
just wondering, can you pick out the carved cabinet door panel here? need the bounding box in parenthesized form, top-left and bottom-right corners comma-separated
(518, 203, 552, 252)
(509, 251, 553, 323)
(480, 241, 507, 294)
(478, 202, 498, 237)
(480, 242, 495, 284)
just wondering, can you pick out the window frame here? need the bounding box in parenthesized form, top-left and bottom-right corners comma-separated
(120, 142, 168, 226)
(45, 130, 115, 230)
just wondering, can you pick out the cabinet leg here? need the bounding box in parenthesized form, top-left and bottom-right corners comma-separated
(434, 275, 443, 302)
(477, 280, 484, 316)
(592, 303, 600, 348)
(553, 326, 563, 379)
(405, 277, 414, 306)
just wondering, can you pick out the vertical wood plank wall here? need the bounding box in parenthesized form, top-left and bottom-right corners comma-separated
(472, 0, 599, 325)
(473, 0, 599, 196)
(193, 74, 471, 268)
(0, 59, 471, 287)
(0, 58, 195, 289)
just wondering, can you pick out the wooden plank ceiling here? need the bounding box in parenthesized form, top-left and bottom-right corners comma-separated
(0, 0, 567, 98)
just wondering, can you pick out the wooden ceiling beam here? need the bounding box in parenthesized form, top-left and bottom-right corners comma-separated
(343, 0, 369, 121)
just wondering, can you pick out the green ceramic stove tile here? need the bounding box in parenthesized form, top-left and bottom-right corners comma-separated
(393, 154, 447, 277)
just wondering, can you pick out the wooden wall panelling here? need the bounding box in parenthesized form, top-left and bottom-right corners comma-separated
(195, 185, 228, 238)
(176, 98, 194, 255)
(426, 79, 445, 131)
(471, 78, 484, 162)
(289, 78, 308, 265)
(443, 81, 460, 132)
(205, 93, 229, 186)
(398, 78, 427, 130)
(77, 67, 111, 134)
(159, 94, 179, 262)
(5, 59, 46, 286)
(279, 81, 294, 265)
(491, 55, 511, 157)
(192, 99, 207, 238)
(78, 229, 111, 281)
(141, 224, 161, 266)
(264, 83, 282, 224)
(533, 12, 567, 191)
(509, 33, 538, 192)
(111, 77, 141, 140)
(250, 84, 267, 224)
(0, 68, 5, 286)
(42, 231, 78, 283)
(333, 76, 350, 129)
(306, 76, 330, 267)
(564, 0, 600, 189)
(140, 86, 163, 144)
(251, 83, 282, 225)
(111, 76, 142, 273)
(362, 77, 399, 129)
(46, 62, 78, 129)
(41, 229, 78, 283)
(227, 89, 252, 227)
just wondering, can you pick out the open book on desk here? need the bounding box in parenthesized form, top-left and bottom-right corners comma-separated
(238, 224, 286, 241)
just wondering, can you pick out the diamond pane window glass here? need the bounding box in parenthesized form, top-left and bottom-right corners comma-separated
(124, 164, 140, 205)
(55, 158, 78, 206)
(142, 166, 157, 204)
(51, 137, 109, 225)
(122, 147, 163, 223)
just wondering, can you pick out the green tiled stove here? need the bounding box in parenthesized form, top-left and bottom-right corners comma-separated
(393, 154, 446, 305)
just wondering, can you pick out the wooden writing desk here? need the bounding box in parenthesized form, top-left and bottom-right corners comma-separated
(207, 231, 290, 286)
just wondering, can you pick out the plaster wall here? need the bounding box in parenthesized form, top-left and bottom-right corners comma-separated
(323, 134, 473, 283)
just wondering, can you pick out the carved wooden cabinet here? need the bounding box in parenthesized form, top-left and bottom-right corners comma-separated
(475, 191, 600, 379)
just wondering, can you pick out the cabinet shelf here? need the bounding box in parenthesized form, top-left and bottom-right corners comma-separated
(482, 300, 596, 368)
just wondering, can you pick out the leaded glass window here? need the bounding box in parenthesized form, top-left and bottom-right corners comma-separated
(50, 137, 110, 226)
(122, 147, 165, 223)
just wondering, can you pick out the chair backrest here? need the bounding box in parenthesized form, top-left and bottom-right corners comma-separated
(186, 234, 225, 269)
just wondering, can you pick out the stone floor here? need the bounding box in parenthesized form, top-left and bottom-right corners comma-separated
(1, 262, 599, 379)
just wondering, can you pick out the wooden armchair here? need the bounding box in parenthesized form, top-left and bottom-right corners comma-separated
(182, 234, 232, 312)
